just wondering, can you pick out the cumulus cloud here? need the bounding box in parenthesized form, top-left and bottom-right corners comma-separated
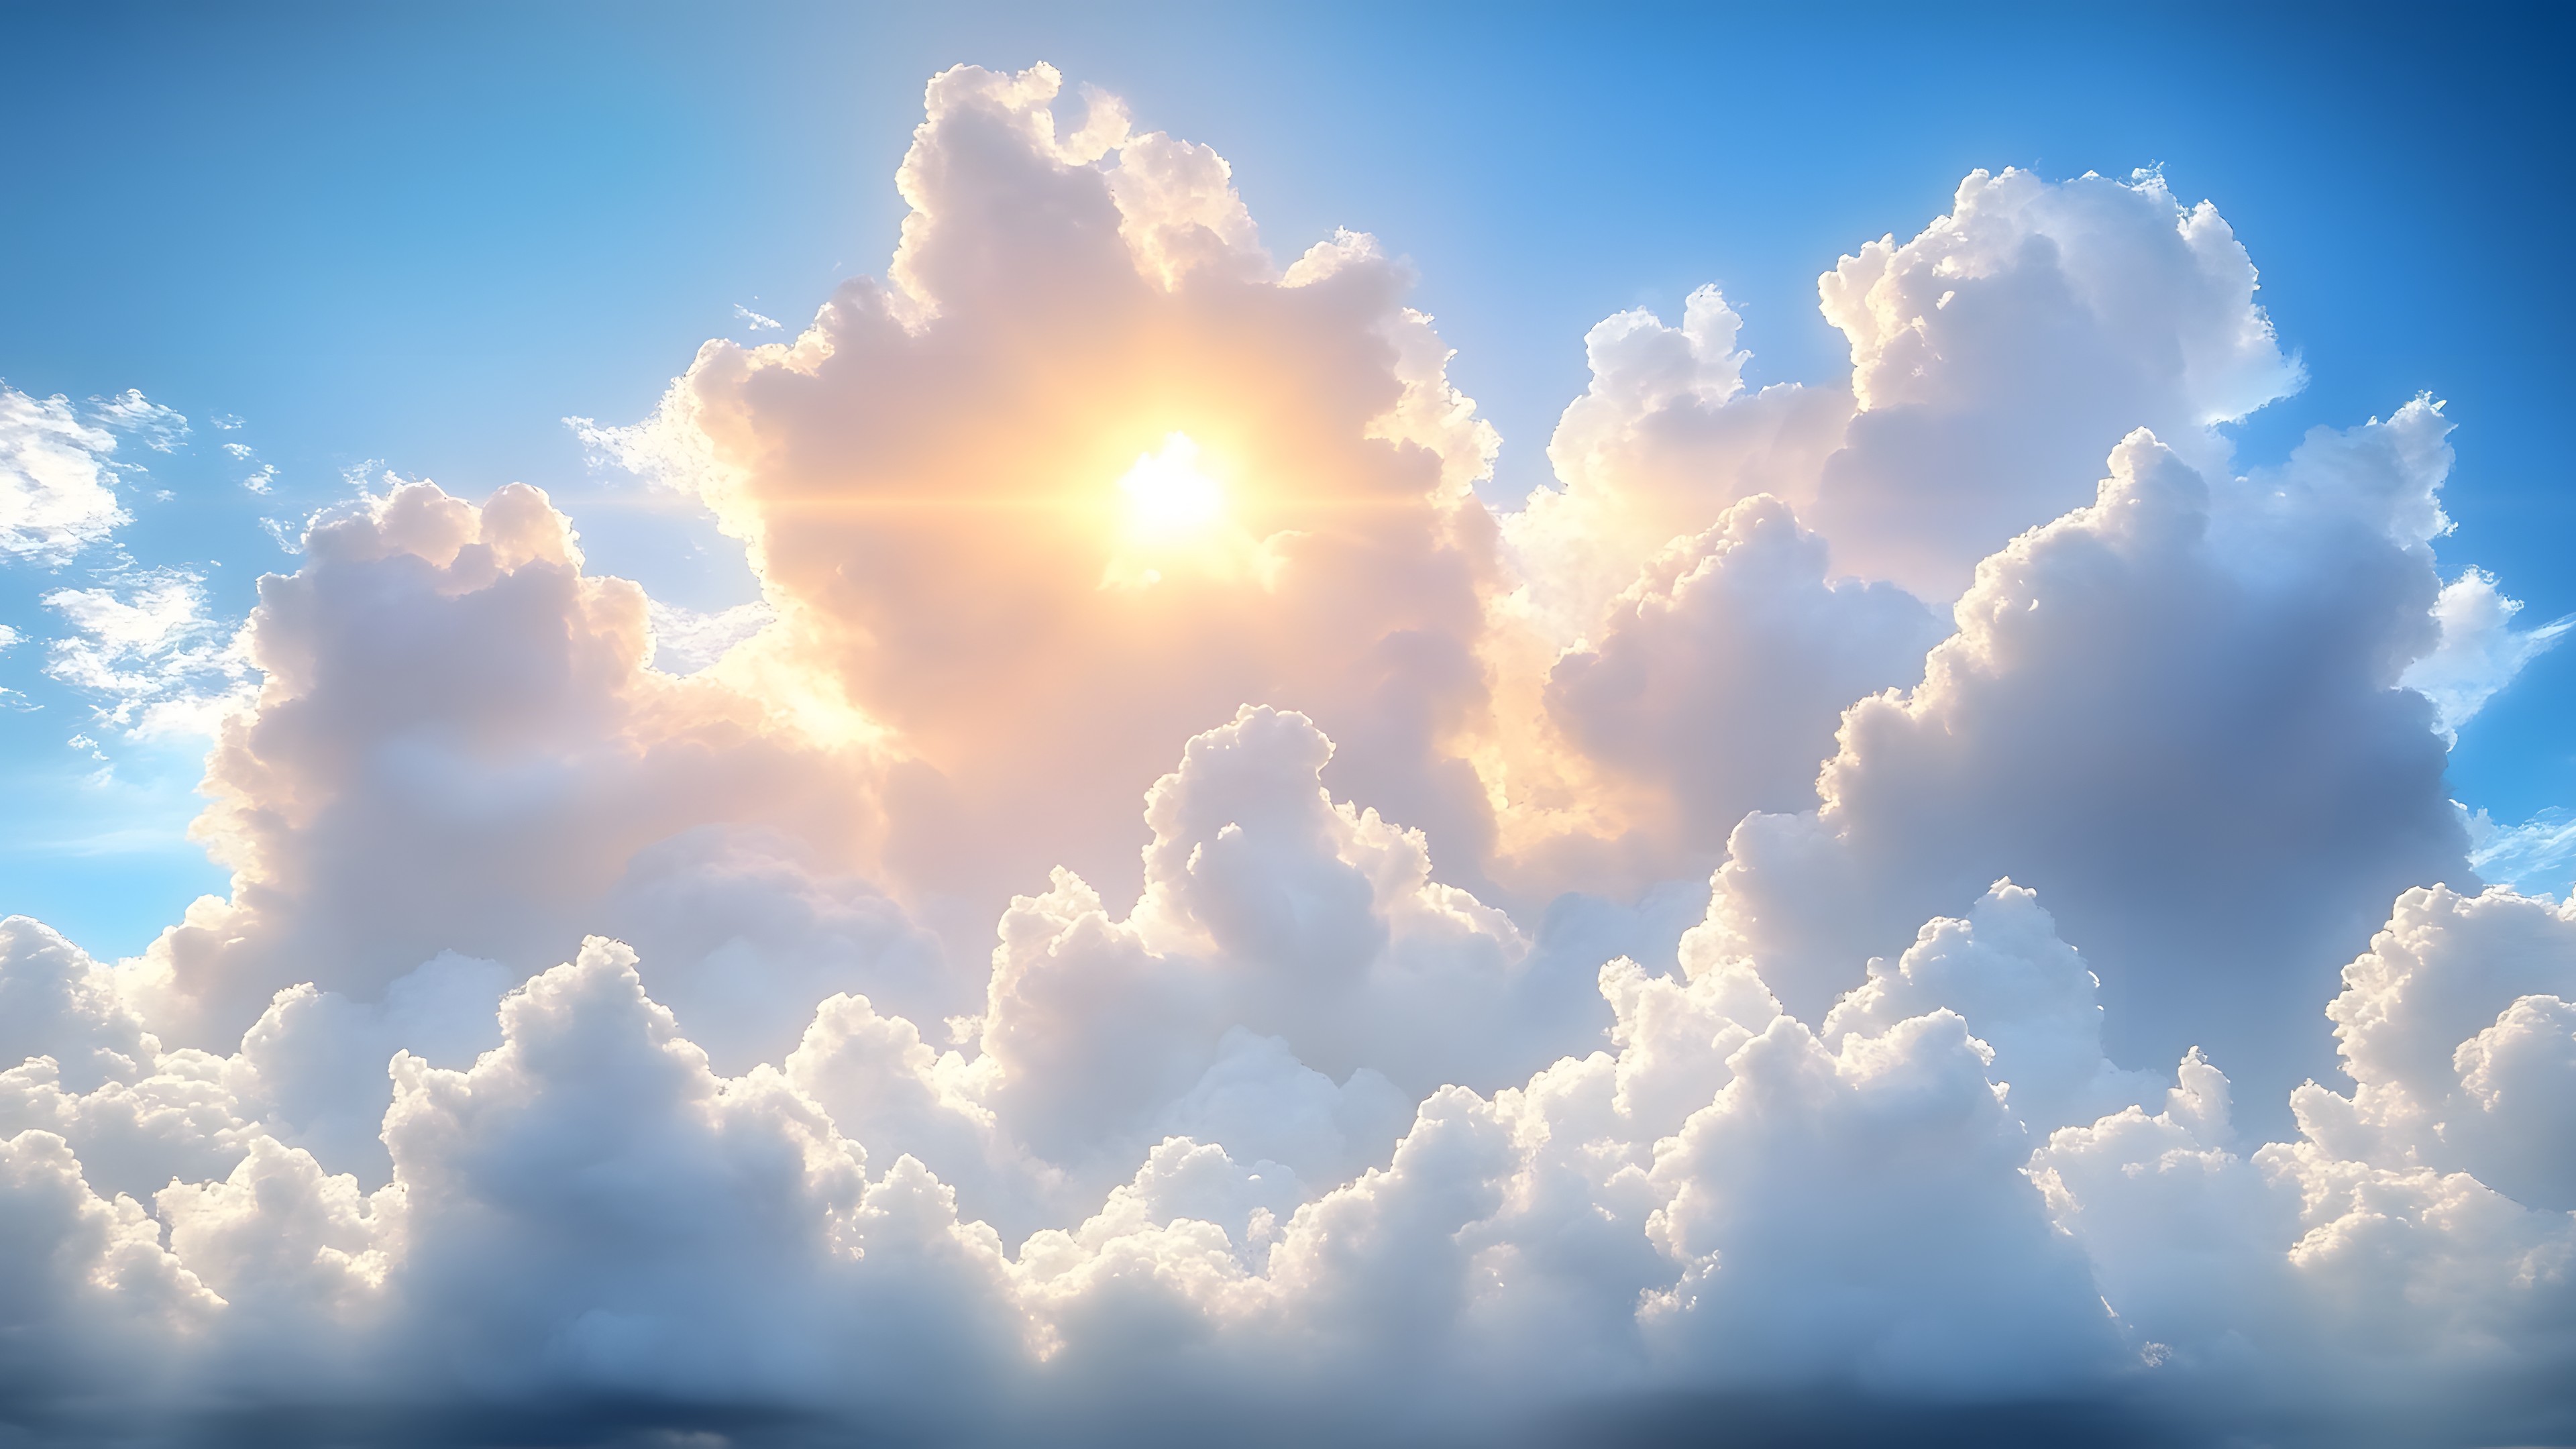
(130, 480, 902, 1051)
(1543, 494, 1943, 863)
(1809, 168, 2303, 597)
(1695, 409, 2471, 1116)
(2, 60, 2571, 1449)
(584, 61, 1504, 934)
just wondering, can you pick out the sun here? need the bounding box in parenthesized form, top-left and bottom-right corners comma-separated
(1099, 431, 1277, 592)
(1118, 432, 1226, 543)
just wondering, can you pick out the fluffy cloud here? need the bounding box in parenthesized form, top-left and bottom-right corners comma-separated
(18, 856, 2569, 1442)
(584, 62, 1505, 933)
(129, 480, 908, 1053)
(1696, 410, 2472, 1117)
(2402, 566, 2573, 739)
(1543, 494, 1943, 862)
(1503, 170, 2300, 625)
(1489, 169, 2310, 892)
(965, 704, 1564, 1210)
(1811, 168, 2303, 596)
(1, 60, 2569, 1449)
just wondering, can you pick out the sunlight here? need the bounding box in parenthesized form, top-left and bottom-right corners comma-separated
(1102, 430, 1256, 590)
(1118, 431, 1225, 543)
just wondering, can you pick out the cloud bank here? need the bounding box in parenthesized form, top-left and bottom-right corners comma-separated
(3, 63, 2571, 1447)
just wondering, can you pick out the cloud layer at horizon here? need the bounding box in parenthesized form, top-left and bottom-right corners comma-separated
(4, 62, 2573, 1446)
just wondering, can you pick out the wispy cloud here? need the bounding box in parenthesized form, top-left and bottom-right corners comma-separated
(0, 382, 131, 561)
(40, 567, 255, 739)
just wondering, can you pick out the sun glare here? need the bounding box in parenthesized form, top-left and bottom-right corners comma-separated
(1118, 433, 1225, 542)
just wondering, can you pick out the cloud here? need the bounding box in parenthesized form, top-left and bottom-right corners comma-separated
(88, 390, 191, 453)
(41, 568, 256, 739)
(1, 60, 2571, 1449)
(1810, 168, 2304, 598)
(1502, 169, 2302, 635)
(1505, 285, 1851, 649)
(1, 382, 132, 562)
(11, 850, 2571, 1442)
(1543, 494, 1944, 862)
(645, 596, 775, 674)
(1695, 410, 2471, 1118)
(127, 479, 898, 1050)
(584, 61, 1505, 936)
(2402, 566, 2573, 738)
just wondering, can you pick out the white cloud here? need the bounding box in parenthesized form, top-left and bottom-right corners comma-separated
(40, 568, 255, 740)
(2402, 566, 2572, 737)
(87, 389, 189, 453)
(1695, 409, 2472, 1118)
(1544, 494, 1944, 861)
(645, 596, 773, 674)
(1809, 168, 2304, 597)
(0, 382, 131, 562)
(733, 303, 784, 330)
(221, 443, 278, 494)
(128, 480, 893, 1049)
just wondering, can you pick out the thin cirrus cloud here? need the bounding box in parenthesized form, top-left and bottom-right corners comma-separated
(1, 61, 2572, 1448)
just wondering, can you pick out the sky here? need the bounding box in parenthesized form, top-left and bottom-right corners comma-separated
(2, 4, 2574, 1446)
(8, 3, 2576, 959)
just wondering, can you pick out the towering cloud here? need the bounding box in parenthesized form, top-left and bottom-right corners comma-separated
(1697, 409, 2473, 1114)
(1, 62, 2569, 1448)
(586, 64, 1505, 932)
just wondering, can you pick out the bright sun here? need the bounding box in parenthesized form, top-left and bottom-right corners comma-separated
(1118, 432, 1225, 543)
(1103, 431, 1265, 591)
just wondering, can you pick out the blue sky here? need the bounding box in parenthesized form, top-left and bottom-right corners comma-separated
(4, 1, 2570, 954)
